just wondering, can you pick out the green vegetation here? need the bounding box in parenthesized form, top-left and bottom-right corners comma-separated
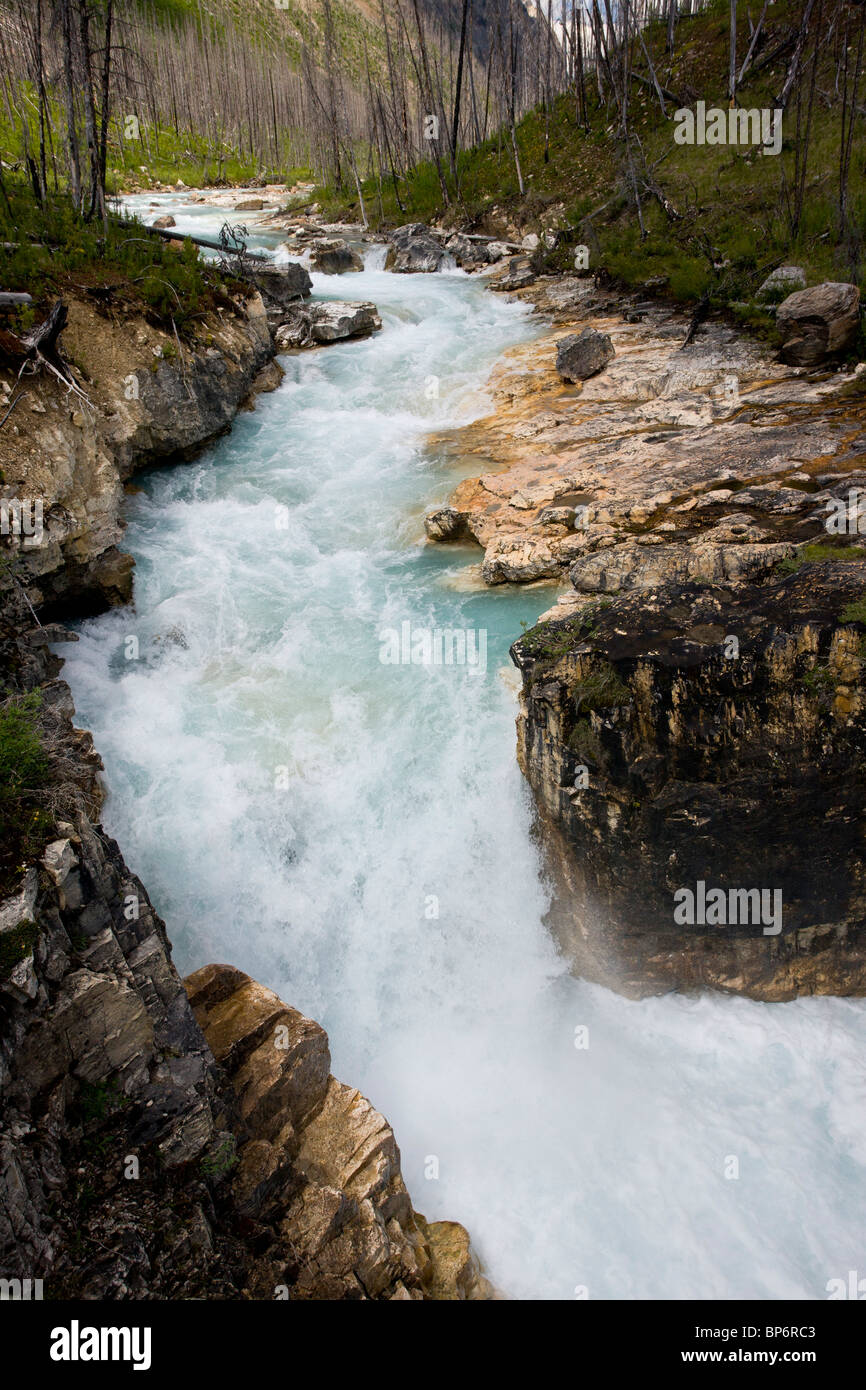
(0, 691, 52, 893)
(0, 917, 38, 981)
(776, 544, 866, 576)
(568, 717, 603, 764)
(840, 592, 866, 625)
(569, 662, 632, 716)
(319, 0, 866, 336)
(0, 183, 247, 335)
(78, 1079, 130, 1127)
(201, 1136, 238, 1181)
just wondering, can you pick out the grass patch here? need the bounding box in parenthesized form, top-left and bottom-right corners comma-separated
(777, 544, 866, 576)
(0, 690, 52, 894)
(569, 662, 631, 716)
(568, 718, 603, 764)
(840, 592, 866, 625)
(0, 918, 38, 981)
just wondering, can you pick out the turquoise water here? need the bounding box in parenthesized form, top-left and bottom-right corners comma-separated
(60, 209, 866, 1300)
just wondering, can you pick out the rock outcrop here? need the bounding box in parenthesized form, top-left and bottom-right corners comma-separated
(489, 254, 536, 292)
(0, 288, 278, 619)
(185, 964, 493, 1300)
(511, 561, 866, 1000)
(423, 276, 866, 586)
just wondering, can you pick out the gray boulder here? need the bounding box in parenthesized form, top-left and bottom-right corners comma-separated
(556, 328, 615, 382)
(255, 263, 313, 316)
(777, 282, 861, 365)
(385, 223, 446, 274)
(424, 506, 469, 541)
(756, 265, 806, 301)
(311, 238, 364, 274)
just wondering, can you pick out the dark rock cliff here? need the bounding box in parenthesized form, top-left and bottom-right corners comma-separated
(512, 561, 866, 1000)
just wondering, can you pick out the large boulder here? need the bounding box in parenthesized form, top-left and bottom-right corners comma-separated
(308, 301, 381, 343)
(776, 282, 861, 365)
(556, 327, 615, 381)
(311, 238, 364, 274)
(385, 223, 446, 274)
(235, 197, 264, 211)
(255, 262, 313, 314)
(152, 214, 176, 229)
(275, 300, 382, 349)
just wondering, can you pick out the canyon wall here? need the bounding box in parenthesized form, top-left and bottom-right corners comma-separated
(0, 295, 488, 1299)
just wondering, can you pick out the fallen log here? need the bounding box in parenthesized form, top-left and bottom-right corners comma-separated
(119, 219, 270, 263)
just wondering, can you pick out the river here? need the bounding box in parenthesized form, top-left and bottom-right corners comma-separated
(59, 193, 866, 1300)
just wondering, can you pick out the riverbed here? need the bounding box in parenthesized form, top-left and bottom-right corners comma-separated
(59, 196, 866, 1300)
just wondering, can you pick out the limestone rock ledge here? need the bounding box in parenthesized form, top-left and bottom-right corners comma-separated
(184, 963, 493, 1300)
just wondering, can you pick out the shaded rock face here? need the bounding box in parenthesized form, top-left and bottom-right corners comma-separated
(556, 327, 615, 381)
(511, 562, 866, 1001)
(275, 300, 382, 349)
(777, 282, 861, 365)
(385, 223, 446, 274)
(311, 238, 364, 274)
